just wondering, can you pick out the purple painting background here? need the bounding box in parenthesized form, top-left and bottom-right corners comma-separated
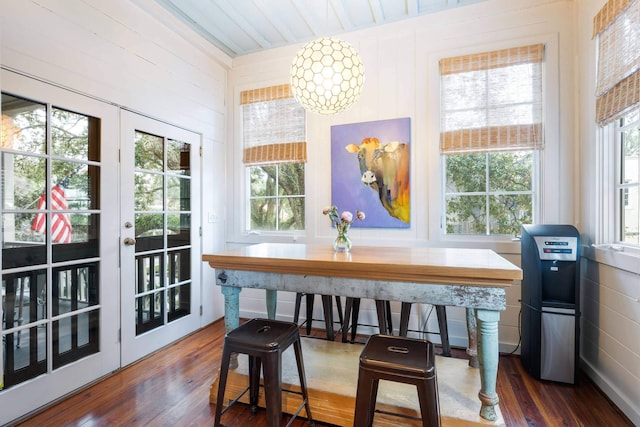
(330, 117, 411, 228)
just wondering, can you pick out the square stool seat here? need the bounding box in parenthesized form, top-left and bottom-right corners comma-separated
(354, 334, 440, 427)
(214, 318, 314, 427)
(224, 317, 300, 353)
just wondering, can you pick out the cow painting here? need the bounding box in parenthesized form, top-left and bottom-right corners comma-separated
(345, 137, 410, 223)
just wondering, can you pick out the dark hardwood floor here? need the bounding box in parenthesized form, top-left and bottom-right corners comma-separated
(12, 319, 632, 427)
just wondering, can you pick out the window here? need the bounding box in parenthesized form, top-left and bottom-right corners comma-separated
(616, 109, 639, 245)
(241, 85, 306, 232)
(440, 44, 544, 236)
(594, 0, 639, 247)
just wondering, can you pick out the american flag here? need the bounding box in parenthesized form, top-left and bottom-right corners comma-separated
(31, 184, 72, 244)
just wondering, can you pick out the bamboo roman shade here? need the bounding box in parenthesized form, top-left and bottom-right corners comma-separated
(440, 44, 545, 154)
(241, 84, 306, 165)
(593, 0, 639, 126)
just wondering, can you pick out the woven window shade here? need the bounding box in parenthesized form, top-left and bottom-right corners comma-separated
(241, 84, 306, 165)
(594, 0, 640, 126)
(439, 44, 544, 154)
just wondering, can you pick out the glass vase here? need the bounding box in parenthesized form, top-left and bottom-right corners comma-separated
(333, 232, 352, 253)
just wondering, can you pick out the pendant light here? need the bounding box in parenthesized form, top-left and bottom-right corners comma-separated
(290, 37, 365, 115)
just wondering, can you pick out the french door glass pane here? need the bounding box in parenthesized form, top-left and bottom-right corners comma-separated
(168, 249, 190, 284)
(167, 140, 190, 175)
(136, 254, 164, 292)
(52, 310, 99, 369)
(51, 108, 100, 161)
(135, 172, 164, 210)
(135, 132, 164, 171)
(1, 154, 46, 210)
(53, 263, 99, 315)
(167, 213, 190, 248)
(135, 292, 164, 335)
(1, 95, 46, 153)
(135, 213, 164, 252)
(167, 176, 190, 210)
(168, 283, 190, 322)
(1, 213, 47, 269)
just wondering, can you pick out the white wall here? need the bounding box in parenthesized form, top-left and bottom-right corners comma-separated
(226, 0, 577, 354)
(0, 0, 229, 325)
(576, 1, 640, 424)
(0, 1, 229, 422)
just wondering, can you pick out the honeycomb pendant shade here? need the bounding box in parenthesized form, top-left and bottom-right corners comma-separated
(290, 37, 365, 115)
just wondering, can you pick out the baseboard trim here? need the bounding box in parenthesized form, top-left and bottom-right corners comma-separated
(580, 359, 639, 426)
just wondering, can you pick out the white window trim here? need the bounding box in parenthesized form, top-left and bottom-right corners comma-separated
(588, 115, 640, 274)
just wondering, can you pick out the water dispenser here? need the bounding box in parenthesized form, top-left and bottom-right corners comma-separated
(520, 224, 580, 384)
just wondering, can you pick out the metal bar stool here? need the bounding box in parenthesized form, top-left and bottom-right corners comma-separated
(214, 318, 315, 427)
(354, 334, 440, 427)
(293, 293, 344, 341)
(341, 298, 393, 343)
(399, 303, 451, 357)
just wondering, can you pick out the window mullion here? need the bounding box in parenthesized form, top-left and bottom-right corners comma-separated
(275, 165, 280, 230)
(485, 153, 490, 235)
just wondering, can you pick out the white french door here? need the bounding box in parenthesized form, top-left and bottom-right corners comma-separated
(0, 72, 203, 424)
(0, 70, 120, 424)
(119, 111, 202, 366)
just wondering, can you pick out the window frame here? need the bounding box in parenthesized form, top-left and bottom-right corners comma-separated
(437, 43, 546, 239)
(600, 108, 640, 250)
(423, 35, 560, 249)
(233, 83, 308, 241)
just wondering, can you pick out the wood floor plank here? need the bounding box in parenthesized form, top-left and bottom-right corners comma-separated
(12, 319, 634, 427)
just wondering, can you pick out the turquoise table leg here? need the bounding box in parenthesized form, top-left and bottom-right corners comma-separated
(220, 284, 241, 369)
(476, 309, 500, 421)
(266, 289, 277, 319)
(221, 285, 241, 332)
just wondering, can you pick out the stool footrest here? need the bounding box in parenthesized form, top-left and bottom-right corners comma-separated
(220, 385, 251, 416)
(285, 399, 313, 427)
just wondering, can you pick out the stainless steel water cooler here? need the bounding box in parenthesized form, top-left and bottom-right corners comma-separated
(521, 224, 580, 384)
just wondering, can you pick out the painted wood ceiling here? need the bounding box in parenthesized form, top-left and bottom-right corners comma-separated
(154, 0, 488, 57)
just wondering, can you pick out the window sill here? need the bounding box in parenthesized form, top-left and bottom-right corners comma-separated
(582, 244, 640, 275)
(229, 231, 306, 246)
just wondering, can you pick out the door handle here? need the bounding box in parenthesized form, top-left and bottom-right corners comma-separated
(123, 237, 136, 246)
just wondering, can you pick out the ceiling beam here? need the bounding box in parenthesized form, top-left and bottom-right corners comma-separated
(368, 0, 384, 23)
(406, 0, 419, 16)
(216, 0, 272, 49)
(153, 0, 242, 57)
(291, 0, 325, 36)
(254, 0, 298, 43)
(329, 0, 353, 31)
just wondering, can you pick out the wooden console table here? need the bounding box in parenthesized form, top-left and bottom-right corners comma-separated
(203, 243, 521, 421)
